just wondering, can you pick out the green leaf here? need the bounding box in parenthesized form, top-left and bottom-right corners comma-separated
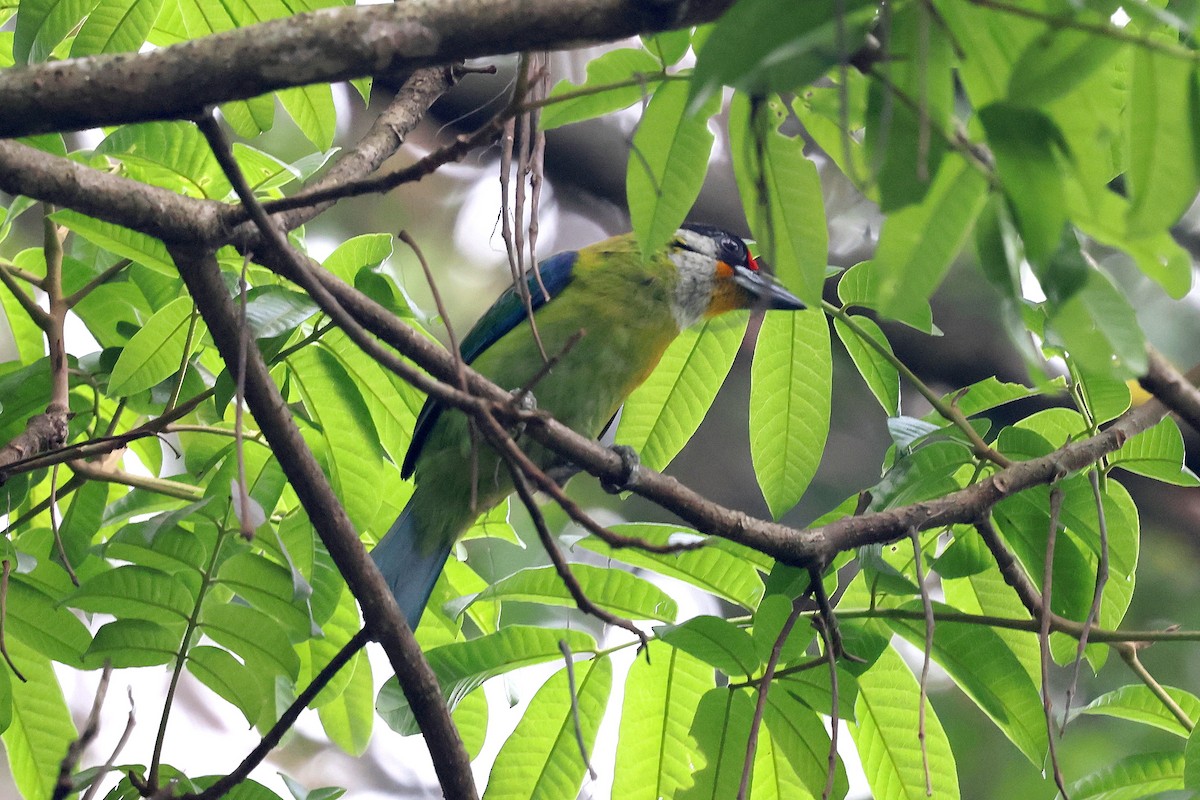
(751, 594, 814, 667)
(287, 346, 386, 530)
(872, 156, 989, 325)
(1081, 684, 1200, 739)
(612, 643, 711, 799)
(461, 564, 678, 623)
(108, 296, 202, 396)
(73, 0, 162, 55)
(1111, 415, 1200, 486)
(728, 93, 828, 305)
(642, 28, 691, 66)
(540, 49, 664, 130)
(849, 645, 959, 799)
(886, 602, 1048, 764)
(317, 643, 374, 756)
(1186, 724, 1200, 791)
(187, 645, 264, 724)
(319, 329, 419, 468)
(1007, 26, 1125, 108)
(689, 0, 875, 111)
(482, 657, 612, 800)
(834, 315, 899, 416)
(84, 619, 182, 668)
(97, 120, 232, 199)
(1045, 268, 1147, 379)
(575, 522, 765, 609)
(377, 627, 595, 735)
(864, 4, 955, 210)
(1126, 48, 1200, 235)
(763, 690, 849, 799)
(978, 104, 1068, 267)
(749, 309, 831, 518)
(616, 311, 748, 471)
(655, 615, 759, 677)
(992, 473, 1138, 664)
(279, 83, 337, 150)
(869, 441, 972, 511)
(1, 638, 76, 799)
(836, 261, 935, 334)
(1066, 751, 1183, 800)
(13, 0, 99, 63)
(67, 564, 195, 624)
(199, 603, 301, 679)
(53, 209, 176, 274)
(302, 588, 362, 708)
(679, 689, 755, 800)
(321, 233, 394, 283)
(8, 573, 93, 666)
(942, 567, 1041, 685)
(747, 721, 810, 799)
(451, 689, 488, 761)
(938, 376, 1060, 419)
(628, 80, 720, 259)
(243, 287, 318, 338)
(217, 552, 315, 641)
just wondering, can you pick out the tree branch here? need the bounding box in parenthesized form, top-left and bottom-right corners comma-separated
(0, 0, 734, 137)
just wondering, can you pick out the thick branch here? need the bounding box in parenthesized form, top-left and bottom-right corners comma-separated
(0, 140, 227, 244)
(0, 0, 732, 137)
(166, 244, 476, 800)
(1139, 347, 1200, 434)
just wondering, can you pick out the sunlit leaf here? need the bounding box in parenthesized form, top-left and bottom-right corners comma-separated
(749, 309, 831, 518)
(628, 80, 720, 259)
(616, 312, 748, 471)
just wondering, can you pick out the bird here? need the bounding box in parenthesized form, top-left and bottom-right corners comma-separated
(370, 223, 805, 628)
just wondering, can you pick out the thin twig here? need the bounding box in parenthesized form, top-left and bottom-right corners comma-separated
(64, 258, 132, 307)
(398, 229, 479, 509)
(909, 528, 933, 796)
(478, 407, 702, 555)
(1040, 487, 1068, 798)
(53, 663, 113, 800)
(234, 258, 254, 539)
(1063, 470, 1108, 729)
(558, 641, 598, 780)
(49, 463, 79, 585)
(1117, 644, 1194, 732)
(974, 516, 1041, 616)
(166, 305, 200, 414)
(500, 439, 648, 645)
(0, 254, 49, 329)
(815, 609, 840, 800)
(0, 561, 26, 682)
(80, 686, 136, 800)
(737, 598, 804, 800)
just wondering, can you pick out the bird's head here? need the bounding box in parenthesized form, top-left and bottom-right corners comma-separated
(665, 223, 805, 328)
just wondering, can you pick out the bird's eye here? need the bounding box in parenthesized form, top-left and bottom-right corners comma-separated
(718, 235, 755, 270)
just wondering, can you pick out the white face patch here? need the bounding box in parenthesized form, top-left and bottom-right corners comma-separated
(667, 229, 721, 329)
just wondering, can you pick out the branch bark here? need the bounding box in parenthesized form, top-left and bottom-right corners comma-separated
(0, 0, 732, 137)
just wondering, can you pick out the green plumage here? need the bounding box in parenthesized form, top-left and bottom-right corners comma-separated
(407, 233, 681, 552)
(370, 225, 803, 626)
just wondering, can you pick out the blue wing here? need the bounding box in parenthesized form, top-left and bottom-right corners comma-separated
(401, 251, 578, 478)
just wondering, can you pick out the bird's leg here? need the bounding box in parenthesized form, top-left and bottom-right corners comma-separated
(506, 387, 539, 441)
(544, 463, 581, 487)
(601, 444, 640, 494)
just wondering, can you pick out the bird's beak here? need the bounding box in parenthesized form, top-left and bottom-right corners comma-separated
(733, 263, 805, 310)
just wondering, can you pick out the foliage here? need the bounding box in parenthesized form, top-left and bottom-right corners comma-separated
(1, 1, 1200, 799)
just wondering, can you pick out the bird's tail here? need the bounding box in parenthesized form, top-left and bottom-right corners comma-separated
(369, 503, 453, 630)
